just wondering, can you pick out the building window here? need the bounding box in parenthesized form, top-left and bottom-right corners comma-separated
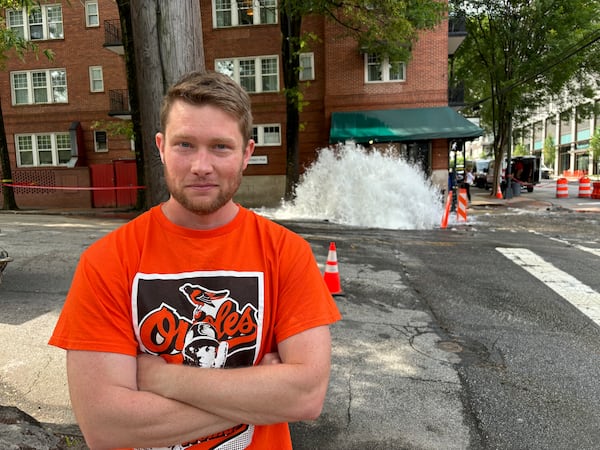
(215, 56, 279, 93)
(252, 124, 281, 146)
(89, 66, 104, 92)
(545, 116, 557, 143)
(533, 121, 543, 151)
(15, 132, 71, 167)
(94, 130, 108, 152)
(85, 1, 100, 27)
(559, 111, 571, 145)
(7, 4, 63, 40)
(213, 0, 277, 28)
(365, 54, 405, 83)
(576, 106, 591, 141)
(11, 69, 68, 105)
(299, 53, 315, 81)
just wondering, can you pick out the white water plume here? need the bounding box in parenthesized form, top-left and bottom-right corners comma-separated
(266, 143, 444, 230)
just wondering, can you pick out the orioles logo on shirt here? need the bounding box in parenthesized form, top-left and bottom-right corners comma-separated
(137, 281, 259, 367)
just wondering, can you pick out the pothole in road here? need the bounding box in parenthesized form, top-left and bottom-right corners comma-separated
(436, 340, 463, 353)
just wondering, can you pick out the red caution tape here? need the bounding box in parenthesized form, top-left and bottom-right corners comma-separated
(1, 182, 145, 191)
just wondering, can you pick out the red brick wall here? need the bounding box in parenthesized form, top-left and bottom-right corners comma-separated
(0, 0, 133, 171)
(323, 21, 448, 112)
(432, 138, 450, 170)
(200, 2, 450, 175)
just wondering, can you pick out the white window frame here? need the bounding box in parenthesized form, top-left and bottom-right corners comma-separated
(89, 66, 104, 92)
(15, 132, 71, 167)
(213, 0, 278, 28)
(85, 0, 100, 27)
(10, 69, 68, 105)
(94, 130, 108, 152)
(365, 54, 406, 83)
(299, 53, 315, 81)
(252, 124, 281, 146)
(7, 4, 64, 40)
(215, 55, 279, 93)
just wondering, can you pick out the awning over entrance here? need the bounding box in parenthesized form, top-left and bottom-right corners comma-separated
(329, 106, 483, 144)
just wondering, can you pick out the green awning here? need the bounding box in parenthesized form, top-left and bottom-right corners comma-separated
(329, 106, 483, 144)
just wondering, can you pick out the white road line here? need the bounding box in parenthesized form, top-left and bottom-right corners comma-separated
(544, 235, 600, 258)
(497, 247, 600, 326)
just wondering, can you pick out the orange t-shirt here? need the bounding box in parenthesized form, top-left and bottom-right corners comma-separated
(49, 205, 341, 449)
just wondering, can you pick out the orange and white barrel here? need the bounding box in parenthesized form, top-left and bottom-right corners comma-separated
(556, 178, 569, 198)
(578, 176, 591, 198)
(592, 182, 600, 200)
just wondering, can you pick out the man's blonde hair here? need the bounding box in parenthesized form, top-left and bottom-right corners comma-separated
(160, 71, 253, 143)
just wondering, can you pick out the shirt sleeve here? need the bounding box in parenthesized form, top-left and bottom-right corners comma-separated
(273, 234, 342, 344)
(49, 241, 139, 356)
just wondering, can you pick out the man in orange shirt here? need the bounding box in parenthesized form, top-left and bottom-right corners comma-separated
(49, 71, 341, 449)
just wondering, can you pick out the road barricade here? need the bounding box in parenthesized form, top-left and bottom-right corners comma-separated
(556, 178, 568, 198)
(578, 176, 591, 198)
(592, 182, 600, 199)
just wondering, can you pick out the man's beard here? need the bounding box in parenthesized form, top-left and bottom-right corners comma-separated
(164, 167, 243, 215)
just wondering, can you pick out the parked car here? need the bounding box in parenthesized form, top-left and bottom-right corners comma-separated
(472, 159, 491, 188)
(540, 164, 553, 179)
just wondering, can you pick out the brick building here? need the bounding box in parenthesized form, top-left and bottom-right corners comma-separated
(0, 0, 134, 209)
(0, 0, 481, 210)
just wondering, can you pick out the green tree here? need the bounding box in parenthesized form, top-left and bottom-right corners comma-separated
(590, 128, 600, 178)
(512, 143, 526, 157)
(451, 0, 600, 195)
(0, 0, 54, 210)
(280, 0, 447, 200)
(543, 136, 555, 167)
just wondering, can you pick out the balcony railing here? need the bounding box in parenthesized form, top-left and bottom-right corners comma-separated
(109, 89, 130, 117)
(104, 19, 124, 55)
(104, 19, 122, 45)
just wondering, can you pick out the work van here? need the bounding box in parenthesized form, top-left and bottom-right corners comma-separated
(471, 159, 491, 188)
(486, 155, 541, 192)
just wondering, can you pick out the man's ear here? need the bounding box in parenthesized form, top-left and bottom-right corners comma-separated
(242, 139, 255, 170)
(156, 132, 165, 164)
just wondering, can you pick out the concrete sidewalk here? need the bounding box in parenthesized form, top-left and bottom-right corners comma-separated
(468, 180, 600, 214)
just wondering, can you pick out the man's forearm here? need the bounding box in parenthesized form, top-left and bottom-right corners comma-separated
(141, 361, 327, 425)
(136, 326, 332, 426)
(75, 384, 239, 449)
(67, 351, 238, 449)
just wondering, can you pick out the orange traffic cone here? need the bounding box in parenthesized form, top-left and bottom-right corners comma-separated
(324, 242, 343, 296)
(496, 183, 503, 199)
(440, 192, 453, 229)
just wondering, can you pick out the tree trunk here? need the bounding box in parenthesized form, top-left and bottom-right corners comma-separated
(280, 6, 302, 201)
(130, 0, 205, 208)
(0, 99, 18, 210)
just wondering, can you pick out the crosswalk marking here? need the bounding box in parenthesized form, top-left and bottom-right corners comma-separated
(496, 247, 600, 326)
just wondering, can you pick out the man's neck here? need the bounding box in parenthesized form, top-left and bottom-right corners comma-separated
(161, 200, 240, 230)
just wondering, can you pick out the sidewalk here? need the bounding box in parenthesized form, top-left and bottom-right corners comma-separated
(469, 181, 600, 214)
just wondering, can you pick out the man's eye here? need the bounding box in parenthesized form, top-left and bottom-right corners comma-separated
(214, 143, 233, 151)
(178, 142, 192, 149)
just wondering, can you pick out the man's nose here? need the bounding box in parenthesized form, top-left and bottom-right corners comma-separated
(190, 149, 213, 173)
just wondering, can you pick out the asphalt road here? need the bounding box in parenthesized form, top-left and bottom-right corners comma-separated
(1, 182, 599, 449)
